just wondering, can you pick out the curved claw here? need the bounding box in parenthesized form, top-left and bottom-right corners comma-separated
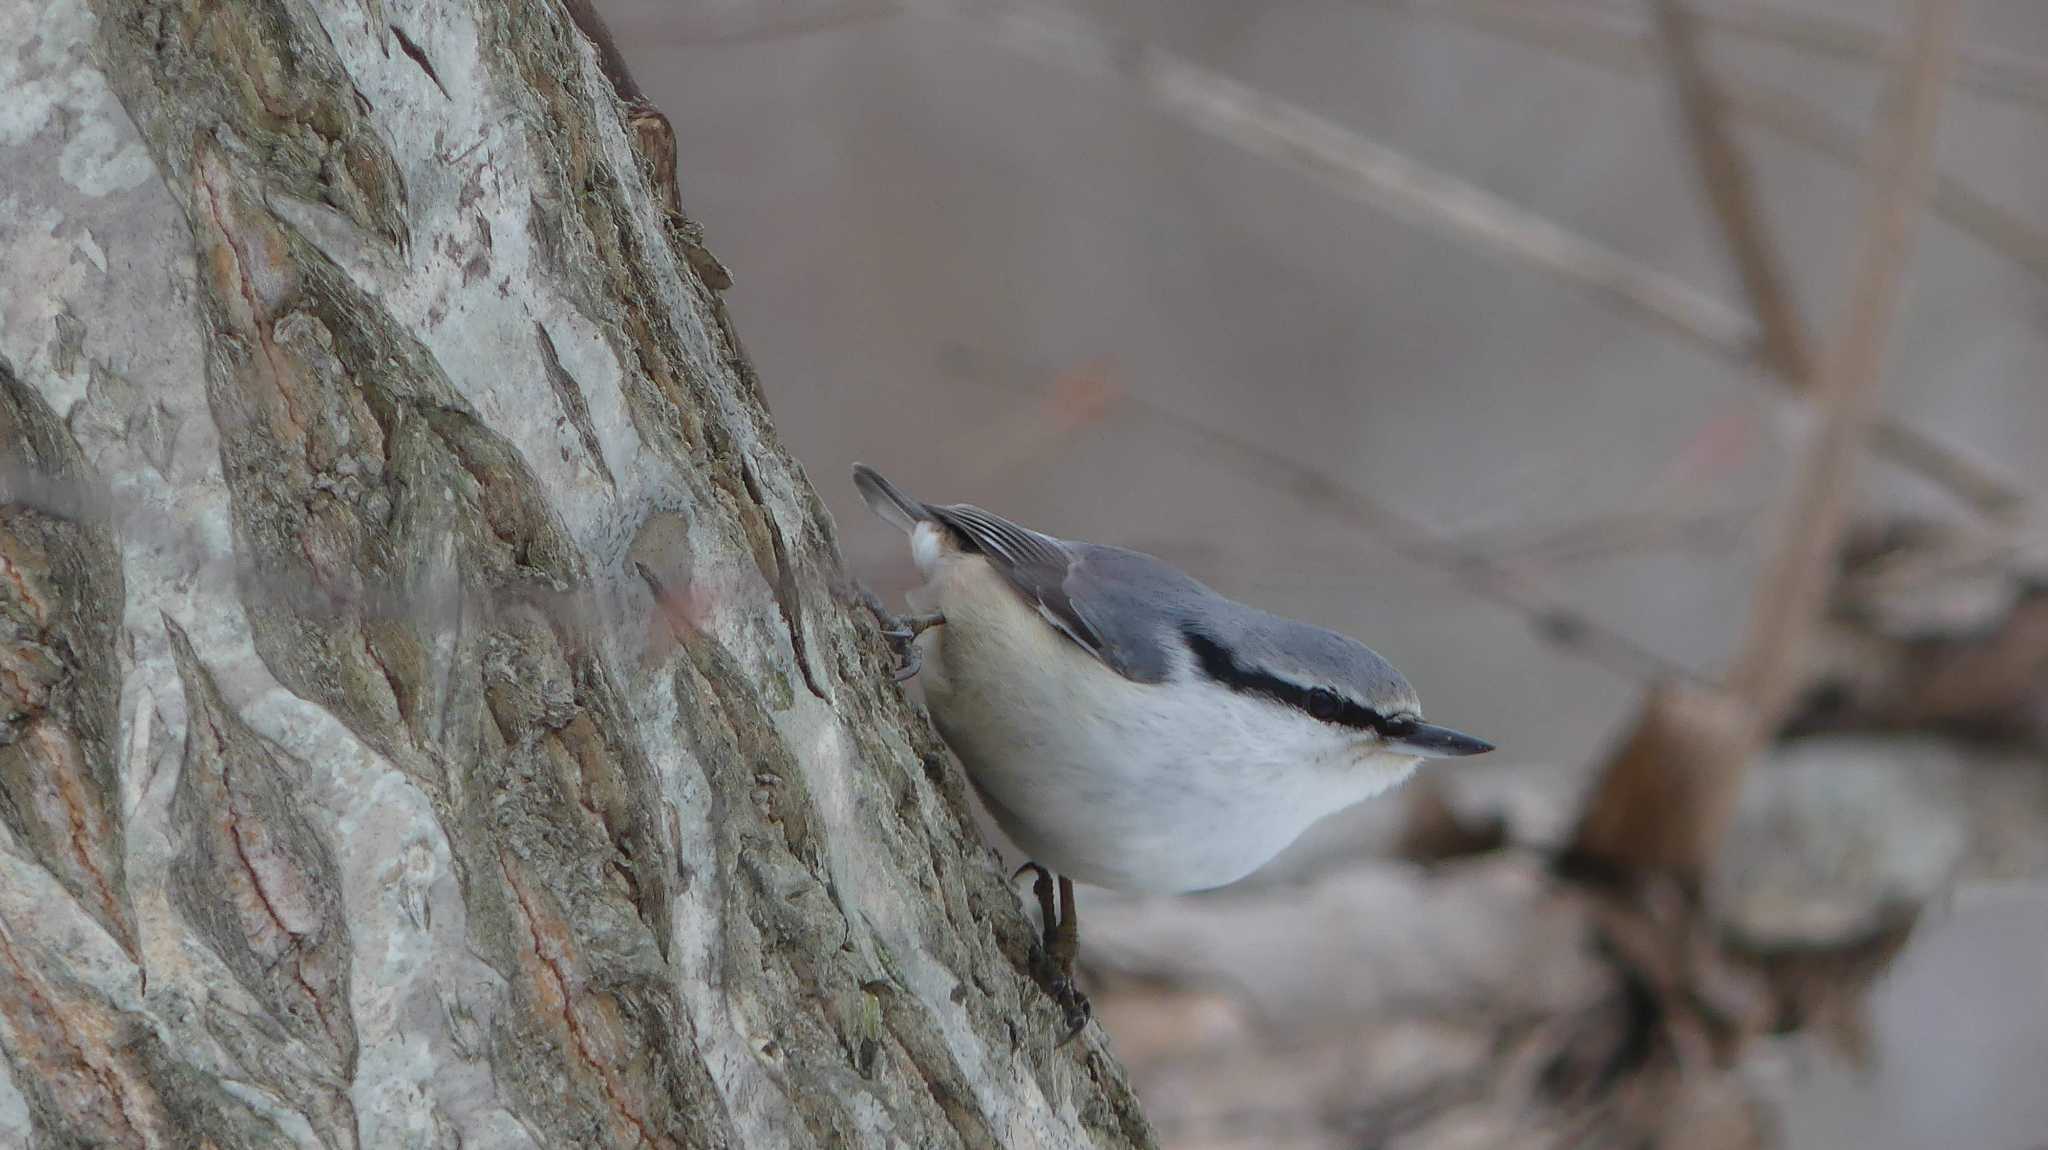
(856, 587, 943, 681)
(1012, 863, 1088, 1042)
(1052, 977, 1092, 1046)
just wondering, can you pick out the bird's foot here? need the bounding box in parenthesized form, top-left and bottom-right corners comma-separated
(1046, 974, 1092, 1045)
(1015, 862, 1091, 1045)
(856, 587, 944, 681)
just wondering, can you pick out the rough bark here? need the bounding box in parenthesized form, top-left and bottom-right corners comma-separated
(0, 2, 1153, 1146)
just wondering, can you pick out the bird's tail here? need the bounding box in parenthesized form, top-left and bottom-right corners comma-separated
(852, 463, 930, 534)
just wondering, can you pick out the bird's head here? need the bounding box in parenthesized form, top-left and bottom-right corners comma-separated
(1179, 614, 1492, 770)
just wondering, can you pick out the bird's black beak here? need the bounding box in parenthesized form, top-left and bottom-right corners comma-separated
(1386, 721, 1493, 758)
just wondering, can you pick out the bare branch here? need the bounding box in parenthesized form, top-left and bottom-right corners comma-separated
(1650, 10, 2027, 540)
(1677, 0, 2048, 114)
(1653, 0, 1814, 386)
(1359, 0, 2048, 288)
(945, 0, 2025, 523)
(936, 341, 1696, 685)
(1570, 0, 1966, 889)
(1444, 506, 1747, 568)
(1730, 0, 1966, 724)
(933, 0, 1755, 356)
(1147, 408, 1699, 685)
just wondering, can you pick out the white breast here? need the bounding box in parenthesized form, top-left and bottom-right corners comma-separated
(909, 544, 1419, 893)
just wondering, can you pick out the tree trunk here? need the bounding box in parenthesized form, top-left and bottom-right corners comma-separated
(0, 2, 1153, 1147)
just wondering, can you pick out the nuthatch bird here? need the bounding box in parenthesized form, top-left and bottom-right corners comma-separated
(853, 465, 1491, 1032)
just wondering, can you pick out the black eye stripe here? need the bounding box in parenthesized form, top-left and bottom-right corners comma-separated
(1182, 629, 1389, 733)
(1306, 687, 1341, 719)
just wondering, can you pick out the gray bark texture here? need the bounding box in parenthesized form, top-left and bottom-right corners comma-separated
(0, 2, 1155, 1146)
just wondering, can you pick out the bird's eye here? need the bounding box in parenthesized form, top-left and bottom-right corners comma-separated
(1305, 688, 1343, 721)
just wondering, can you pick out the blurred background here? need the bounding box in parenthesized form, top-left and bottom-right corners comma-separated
(601, 1, 2048, 1145)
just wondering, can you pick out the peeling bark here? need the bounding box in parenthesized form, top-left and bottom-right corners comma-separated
(0, 1, 1154, 1146)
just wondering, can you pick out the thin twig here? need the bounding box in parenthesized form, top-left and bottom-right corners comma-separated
(930, 0, 1755, 356)
(934, 341, 1693, 685)
(1735, 81, 2048, 288)
(938, 0, 2025, 524)
(1650, 9, 2025, 542)
(1444, 506, 1746, 568)
(1356, 0, 2048, 288)
(1567, 0, 1967, 888)
(1729, 0, 1966, 723)
(1354, 0, 2031, 524)
(1575, 0, 2048, 113)
(1696, 0, 2048, 114)
(1653, 0, 1814, 387)
(1141, 399, 1696, 685)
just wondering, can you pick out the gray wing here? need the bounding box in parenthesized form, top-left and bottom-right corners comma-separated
(929, 504, 1210, 684)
